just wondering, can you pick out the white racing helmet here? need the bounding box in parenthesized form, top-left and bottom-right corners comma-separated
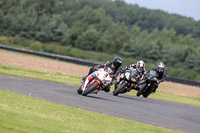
(157, 62, 165, 72)
(136, 60, 145, 72)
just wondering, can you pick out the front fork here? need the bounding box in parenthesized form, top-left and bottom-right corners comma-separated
(82, 72, 96, 91)
(150, 81, 158, 93)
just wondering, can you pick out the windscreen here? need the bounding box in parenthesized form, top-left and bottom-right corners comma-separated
(131, 69, 139, 78)
(148, 70, 157, 77)
(105, 67, 114, 75)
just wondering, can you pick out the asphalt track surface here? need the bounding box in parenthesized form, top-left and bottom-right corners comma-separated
(1, 75, 200, 133)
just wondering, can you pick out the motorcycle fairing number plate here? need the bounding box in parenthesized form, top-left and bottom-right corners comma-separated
(125, 72, 130, 79)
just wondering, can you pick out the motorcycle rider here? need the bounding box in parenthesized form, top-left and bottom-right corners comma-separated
(114, 60, 146, 91)
(82, 57, 123, 92)
(151, 62, 166, 92)
(116, 60, 146, 79)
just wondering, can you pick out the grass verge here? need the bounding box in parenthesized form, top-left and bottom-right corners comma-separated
(0, 90, 181, 133)
(0, 64, 200, 107)
(0, 65, 81, 86)
(127, 91, 200, 107)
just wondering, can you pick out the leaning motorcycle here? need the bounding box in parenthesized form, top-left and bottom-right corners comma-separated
(113, 69, 140, 96)
(77, 67, 113, 96)
(136, 69, 158, 98)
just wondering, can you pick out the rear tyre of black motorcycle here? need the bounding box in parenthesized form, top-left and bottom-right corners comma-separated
(82, 82, 99, 96)
(113, 82, 126, 96)
(77, 86, 83, 95)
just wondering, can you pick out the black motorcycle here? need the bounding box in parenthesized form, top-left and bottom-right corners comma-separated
(113, 69, 140, 96)
(136, 69, 158, 98)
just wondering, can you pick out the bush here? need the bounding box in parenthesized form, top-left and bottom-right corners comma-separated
(29, 42, 43, 51)
(0, 36, 32, 47)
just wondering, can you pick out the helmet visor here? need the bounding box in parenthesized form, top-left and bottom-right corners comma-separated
(138, 66, 143, 70)
(158, 67, 164, 72)
(113, 62, 121, 68)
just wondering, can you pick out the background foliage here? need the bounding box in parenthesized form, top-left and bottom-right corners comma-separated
(0, 0, 200, 81)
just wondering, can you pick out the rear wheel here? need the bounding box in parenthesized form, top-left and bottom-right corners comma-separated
(113, 82, 126, 96)
(82, 82, 99, 96)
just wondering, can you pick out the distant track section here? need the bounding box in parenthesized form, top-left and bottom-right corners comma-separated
(0, 44, 200, 87)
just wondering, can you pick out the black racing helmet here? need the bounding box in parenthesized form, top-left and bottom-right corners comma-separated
(112, 57, 123, 69)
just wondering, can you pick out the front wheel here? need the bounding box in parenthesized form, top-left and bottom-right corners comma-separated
(82, 82, 99, 96)
(113, 82, 126, 96)
(142, 82, 157, 98)
(77, 86, 83, 95)
(142, 92, 150, 98)
(137, 84, 147, 97)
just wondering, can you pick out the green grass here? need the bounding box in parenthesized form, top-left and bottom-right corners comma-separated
(127, 91, 200, 107)
(0, 65, 81, 86)
(0, 90, 181, 133)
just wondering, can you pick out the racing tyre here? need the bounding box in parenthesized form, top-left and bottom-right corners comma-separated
(82, 82, 99, 96)
(77, 86, 83, 95)
(136, 84, 146, 97)
(142, 93, 150, 98)
(113, 82, 126, 96)
(142, 83, 155, 98)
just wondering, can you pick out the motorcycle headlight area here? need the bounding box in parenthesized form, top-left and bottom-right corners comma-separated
(125, 73, 130, 79)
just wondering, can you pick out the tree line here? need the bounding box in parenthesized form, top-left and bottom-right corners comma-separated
(0, 0, 200, 80)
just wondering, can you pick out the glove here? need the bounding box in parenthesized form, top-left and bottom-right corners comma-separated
(94, 67, 99, 71)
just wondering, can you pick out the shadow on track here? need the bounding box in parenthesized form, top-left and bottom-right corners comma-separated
(116, 95, 148, 102)
(84, 95, 119, 102)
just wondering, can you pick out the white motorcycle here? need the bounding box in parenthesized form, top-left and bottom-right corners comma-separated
(77, 67, 113, 96)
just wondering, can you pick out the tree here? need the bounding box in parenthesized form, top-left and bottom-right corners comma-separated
(119, 39, 140, 58)
(184, 50, 200, 72)
(74, 27, 101, 51)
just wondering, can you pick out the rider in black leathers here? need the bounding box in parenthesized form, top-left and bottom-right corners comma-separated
(114, 60, 146, 91)
(82, 57, 123, 92)
(150, 62, 166, 92)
